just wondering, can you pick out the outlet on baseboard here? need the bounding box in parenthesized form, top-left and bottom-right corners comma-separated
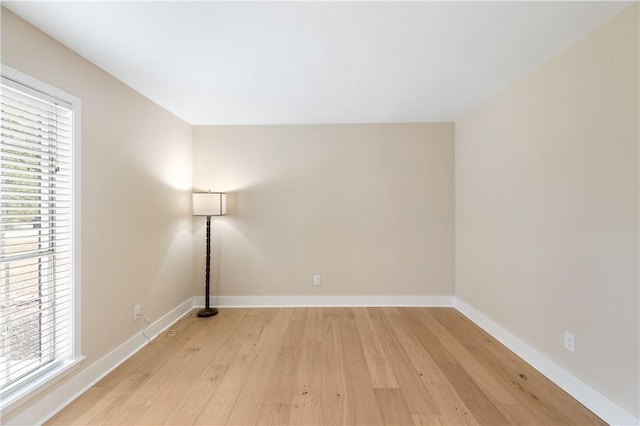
(564, 331, 575, 353)
(134, 305, 141, 321)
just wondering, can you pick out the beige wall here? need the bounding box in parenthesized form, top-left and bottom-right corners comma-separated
(456, 4, 639, 416)
(1, 8, 194, 421)
(193, 123, 454, 298)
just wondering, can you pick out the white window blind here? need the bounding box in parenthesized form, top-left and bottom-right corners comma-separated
(0, 75, 75, 395)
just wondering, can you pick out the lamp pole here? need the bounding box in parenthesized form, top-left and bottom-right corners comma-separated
(198, 215, 218, 317)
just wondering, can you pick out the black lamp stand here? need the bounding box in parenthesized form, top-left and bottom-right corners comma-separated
(197, 215, 218, 317)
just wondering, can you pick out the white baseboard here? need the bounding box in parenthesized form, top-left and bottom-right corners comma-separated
(194, 294, 455, 308)
(4, 298, 195, 426)
(454, 298, 639, 426)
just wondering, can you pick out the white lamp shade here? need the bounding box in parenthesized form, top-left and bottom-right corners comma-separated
(193, 192, 227, 216)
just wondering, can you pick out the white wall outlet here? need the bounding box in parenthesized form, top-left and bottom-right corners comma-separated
(134, 305, 141, 321)
(564, 331, 575, 352)
(313, 274, 321, 286)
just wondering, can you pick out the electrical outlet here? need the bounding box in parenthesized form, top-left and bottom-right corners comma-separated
(313, 274, 321, 286)
(564, 331, 575, 353)
(134, 305, 141, 321)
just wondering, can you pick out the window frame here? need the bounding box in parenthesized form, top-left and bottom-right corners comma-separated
(0, 64, 83, 414)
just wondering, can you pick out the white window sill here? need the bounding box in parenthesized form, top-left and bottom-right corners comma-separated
(1, 356, 85, 415)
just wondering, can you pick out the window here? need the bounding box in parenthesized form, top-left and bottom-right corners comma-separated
(0, 66, 82, 411)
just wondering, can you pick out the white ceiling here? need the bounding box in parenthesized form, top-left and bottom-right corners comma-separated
(4, 1, 632, 125)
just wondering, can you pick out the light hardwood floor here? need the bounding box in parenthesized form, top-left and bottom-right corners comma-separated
(46, 308, 606, 425)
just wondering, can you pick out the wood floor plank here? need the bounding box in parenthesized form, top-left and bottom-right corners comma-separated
(374, 388, 415, 425)
(47, 377, 137, 426)
(415, 308, 519, 405)
(45, 308, 606, 426)
(302, 307, 323, 343)
(261, 312, 306, 406)
(45, 387, 108, 425)
(368, 308, 439, 416)
(224, 308, 294, 425)
(438, 362, 511, 425)
(158, 310, 251, 425)
(111, 314, 223, 409)
(257, 404, 292, 425)
(287, 308, 325, 424)
(85, 373, 150, 425)
(319, 312, 347, 425)
(338, 309, 385, 425)
(288, 341, 322, 425)
(496, 403, 562, 426)
(130, 309, 248, 425)
(162, 364, 229, 425)
(194, 308, 280, 425)
(353, 308, 400, 389)
(290, 307, 308, 323)
(384, 309, 480, 425)
(401, 308, 458, 365)
(412, 413, 443, 425)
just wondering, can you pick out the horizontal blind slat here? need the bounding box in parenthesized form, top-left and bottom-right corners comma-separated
(0, 107, 72, 133)
(0, 186, 71, 194)
(1, 301, 72, 329)
(1, 123, 71, 146)
(1, 138, 71, 158)
(1, 86, 72, 112)
(1, 130, 71, 151)
(2, 336, 73, 361)
(1, 315, 73, 343)
(0, 274, 72, 295)
(0, 301, 73, 332)
(0, 106, 73, 132)
(0, 270, 72, 289)
(1, 93, 72, 124)
(0, 258, 72, 278)
(1, 149, 71, 167)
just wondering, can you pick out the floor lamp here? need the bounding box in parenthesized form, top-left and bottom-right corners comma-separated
(193, 191, 227, 317)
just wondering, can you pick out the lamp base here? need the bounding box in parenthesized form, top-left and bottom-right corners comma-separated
(197, 307, 218, 318)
